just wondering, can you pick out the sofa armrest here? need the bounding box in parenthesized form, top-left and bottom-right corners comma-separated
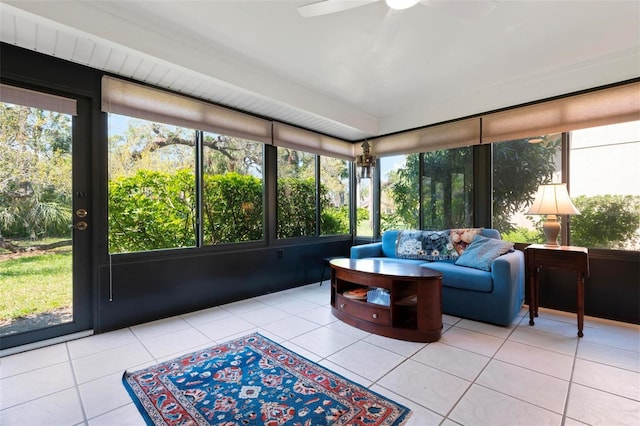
(350, 242, 384, 259)
(491, 249, 525, 306)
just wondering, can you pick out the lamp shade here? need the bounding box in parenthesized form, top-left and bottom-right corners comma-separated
(527, 184, 580, 216)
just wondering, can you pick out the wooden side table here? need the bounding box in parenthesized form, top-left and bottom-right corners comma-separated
(525, 244, 589, 337)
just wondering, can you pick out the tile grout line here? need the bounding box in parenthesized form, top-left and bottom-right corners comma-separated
(65, 341, 90, 426)
(560, 332, 583, 426)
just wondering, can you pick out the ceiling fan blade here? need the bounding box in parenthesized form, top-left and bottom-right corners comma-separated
(420, 0, 497, 20)
(298, 0, 380, 18)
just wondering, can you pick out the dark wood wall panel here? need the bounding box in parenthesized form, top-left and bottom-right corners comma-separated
(96, 241, 351, 332)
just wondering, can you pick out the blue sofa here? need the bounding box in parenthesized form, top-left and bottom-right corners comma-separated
(350, 229, 525, 326)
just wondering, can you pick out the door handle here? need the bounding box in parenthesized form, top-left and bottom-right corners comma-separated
(76, 209, 88, 218)
(70, 221, 88, 231)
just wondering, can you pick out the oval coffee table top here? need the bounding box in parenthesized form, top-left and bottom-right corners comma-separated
(330, 258, 441, 279)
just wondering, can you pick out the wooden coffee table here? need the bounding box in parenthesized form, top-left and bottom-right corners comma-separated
(330, 258, 443, 342)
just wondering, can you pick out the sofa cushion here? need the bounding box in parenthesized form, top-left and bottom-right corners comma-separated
(481, 228, 501, 240)
(396, 230, 457, 260)
(423, 261, 493, 293)
(455, 235, 514, 272)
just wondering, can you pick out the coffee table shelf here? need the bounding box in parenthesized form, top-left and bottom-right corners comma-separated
(395, 295, 418, 306)
(330, 258, 442, 342)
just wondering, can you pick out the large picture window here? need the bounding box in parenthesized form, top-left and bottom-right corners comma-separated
(108, 114, 196, 253)
(569, 121, 640, 250)
(320, 157, 350, 236)
(492, 123, 640, 250)
(378, 147, 473, 233)
(380, 155, 415, 231)
(276, 147, 351, 239)
(492, 134, 562, 243)
(421, 147, 473, 230)
(276, 147, 317, 239)
(356, 174, 373, 237)
(201, 132, 264, 245)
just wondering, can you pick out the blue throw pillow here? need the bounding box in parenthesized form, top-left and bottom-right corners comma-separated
(454, 235, 514, 271)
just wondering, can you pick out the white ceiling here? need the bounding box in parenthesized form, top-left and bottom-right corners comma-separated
(1, 0, 639, 141)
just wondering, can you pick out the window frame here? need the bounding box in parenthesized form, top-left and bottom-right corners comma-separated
(275, 147, 352, 241)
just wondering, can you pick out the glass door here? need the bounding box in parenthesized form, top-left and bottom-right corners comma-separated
(0, 87, 92, 351)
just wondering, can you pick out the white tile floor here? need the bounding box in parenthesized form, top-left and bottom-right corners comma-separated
(1, 282, 639, 426)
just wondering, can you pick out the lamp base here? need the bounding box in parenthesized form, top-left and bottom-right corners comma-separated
(542, 215, 561, 246)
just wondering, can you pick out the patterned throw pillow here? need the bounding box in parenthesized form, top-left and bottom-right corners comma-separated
(449, 228, 484, 255)
(455, 234, 514, 271)
(395, 230, 457, 260)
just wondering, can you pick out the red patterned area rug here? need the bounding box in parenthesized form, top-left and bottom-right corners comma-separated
(123, 333, 411, 425)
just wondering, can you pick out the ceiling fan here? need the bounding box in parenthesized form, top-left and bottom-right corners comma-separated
(298, 0, 496, 20)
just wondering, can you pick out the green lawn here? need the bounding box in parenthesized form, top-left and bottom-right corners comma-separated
(0, 252, 72, 321)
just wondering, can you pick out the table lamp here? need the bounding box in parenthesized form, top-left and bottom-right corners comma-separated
(527, 183, 580, 246)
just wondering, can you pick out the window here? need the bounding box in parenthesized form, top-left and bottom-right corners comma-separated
(356, 174, 373, 237)
(492, 124, 640, 250)
(380, 155, 415, 232)
(320, 157, 350, 235)
(492, 134, 562, 242)
(104, 78, 354, 247)
(201, 132, 264, 245)
(276, 147, 317, 238)
(378, 147, 473, 233)
(276, 147, 350, 239)
(421, 147, 473, 230)
(108, 114, 196, 253)
(569, 121, 640, 250)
